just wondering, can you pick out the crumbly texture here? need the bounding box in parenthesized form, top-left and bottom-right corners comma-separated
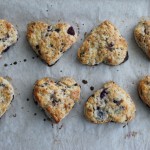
(134, 20, 150, 58)
(0, 77, 14, 118)
(84, 81, 136, 124)
(27, 21, 77, 66)
(0, 20, 18, 56)
(78, 20, 128, 66)
(138, 76, 150, 107)
(33, 77, 81, 123)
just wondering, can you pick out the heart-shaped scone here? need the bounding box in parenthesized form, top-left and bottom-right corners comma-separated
(84, 81, 136, 124)
(0, 20, 18, 57)
(0, 77, 14, 118)
(78, 20, 128, 66)
(27, 21, 77, 66)
(134, 20, 150, 58)
(33, 77, 81, 123)
(138, 76, 150, 107)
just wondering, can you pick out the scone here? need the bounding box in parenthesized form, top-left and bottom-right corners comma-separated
(138, 76, 150, 107)
(134, 20, 150, 58)
(0, 77, 14, 118)
(27, 21, 77, 66)
(78, 20, 128, 66)
(84, 81, 136, 124)
(33, 77, 81, 123)
(0, 20, 18, 56)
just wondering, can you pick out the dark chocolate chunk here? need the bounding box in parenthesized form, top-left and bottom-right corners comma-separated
(36, 45, 39, 49)
(55, 29, 60, 33)
(47, 26, 52, 31)
(24, 59, 27, 62)
(113, 99, 123, 106)
(67, 26, 75, 35)
(100, 88, 108, 99)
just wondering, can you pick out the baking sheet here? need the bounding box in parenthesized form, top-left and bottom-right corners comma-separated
(0, 0, 150, 149)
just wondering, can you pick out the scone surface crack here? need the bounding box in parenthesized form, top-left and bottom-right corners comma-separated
(78, 20, 128, 66)
(33, 77, 81, 123)
(84, 81, 136, 124)
(27, 21, 77, 66)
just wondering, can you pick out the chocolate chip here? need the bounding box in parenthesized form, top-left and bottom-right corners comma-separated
(43, 118, 46, 121)
(34, 113, 37, 116)
(100, 88, 108, 99)
(67, 26, 75, 35)
(26, 98, 29, 101)
(55, 29, 60, 32)
(47, 26, 52, 31)
(90, 86, 94, 91)
(36, 45, 39, 49)
(107, 42, 114, 51)
(82, 80, 88, 84)
(97, 106, 100, 110)
(74, 83, 78, 86)
(113, 99, 123, 106)
(6, 34, 9, 38)
(24, 59, 27, 62)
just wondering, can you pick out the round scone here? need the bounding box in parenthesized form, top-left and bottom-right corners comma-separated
(27, 21, 77, 66)
(0, 20, 18, 56)
(33, 77, 81, 123)
(0, 77, 14, 118)
(84, 81, 136, 124)
(134, 20, 150, 58)
(138, 76, 150, 107)
(78, 20, 128, 66)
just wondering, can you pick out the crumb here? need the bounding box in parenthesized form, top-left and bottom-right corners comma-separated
(82, 80, 88, 84)
(59, 124, 63, 130)
(124, 131, 139, 139)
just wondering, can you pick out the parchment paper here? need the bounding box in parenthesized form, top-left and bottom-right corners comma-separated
(0, 0, 150, 149)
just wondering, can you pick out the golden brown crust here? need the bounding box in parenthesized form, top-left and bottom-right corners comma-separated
(134, 20, 150, 58)
(33, 77, 81, 123)
(27, 21, 77, 66)
(84, 81, 136, 124)
(138, 76, 150, 107)
(0, 20, 18, 56)
(78, 20, 128, 66)
(0, 77, 14, 117)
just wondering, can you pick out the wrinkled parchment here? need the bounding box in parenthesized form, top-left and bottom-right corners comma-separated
(0, 0, 150, 149)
